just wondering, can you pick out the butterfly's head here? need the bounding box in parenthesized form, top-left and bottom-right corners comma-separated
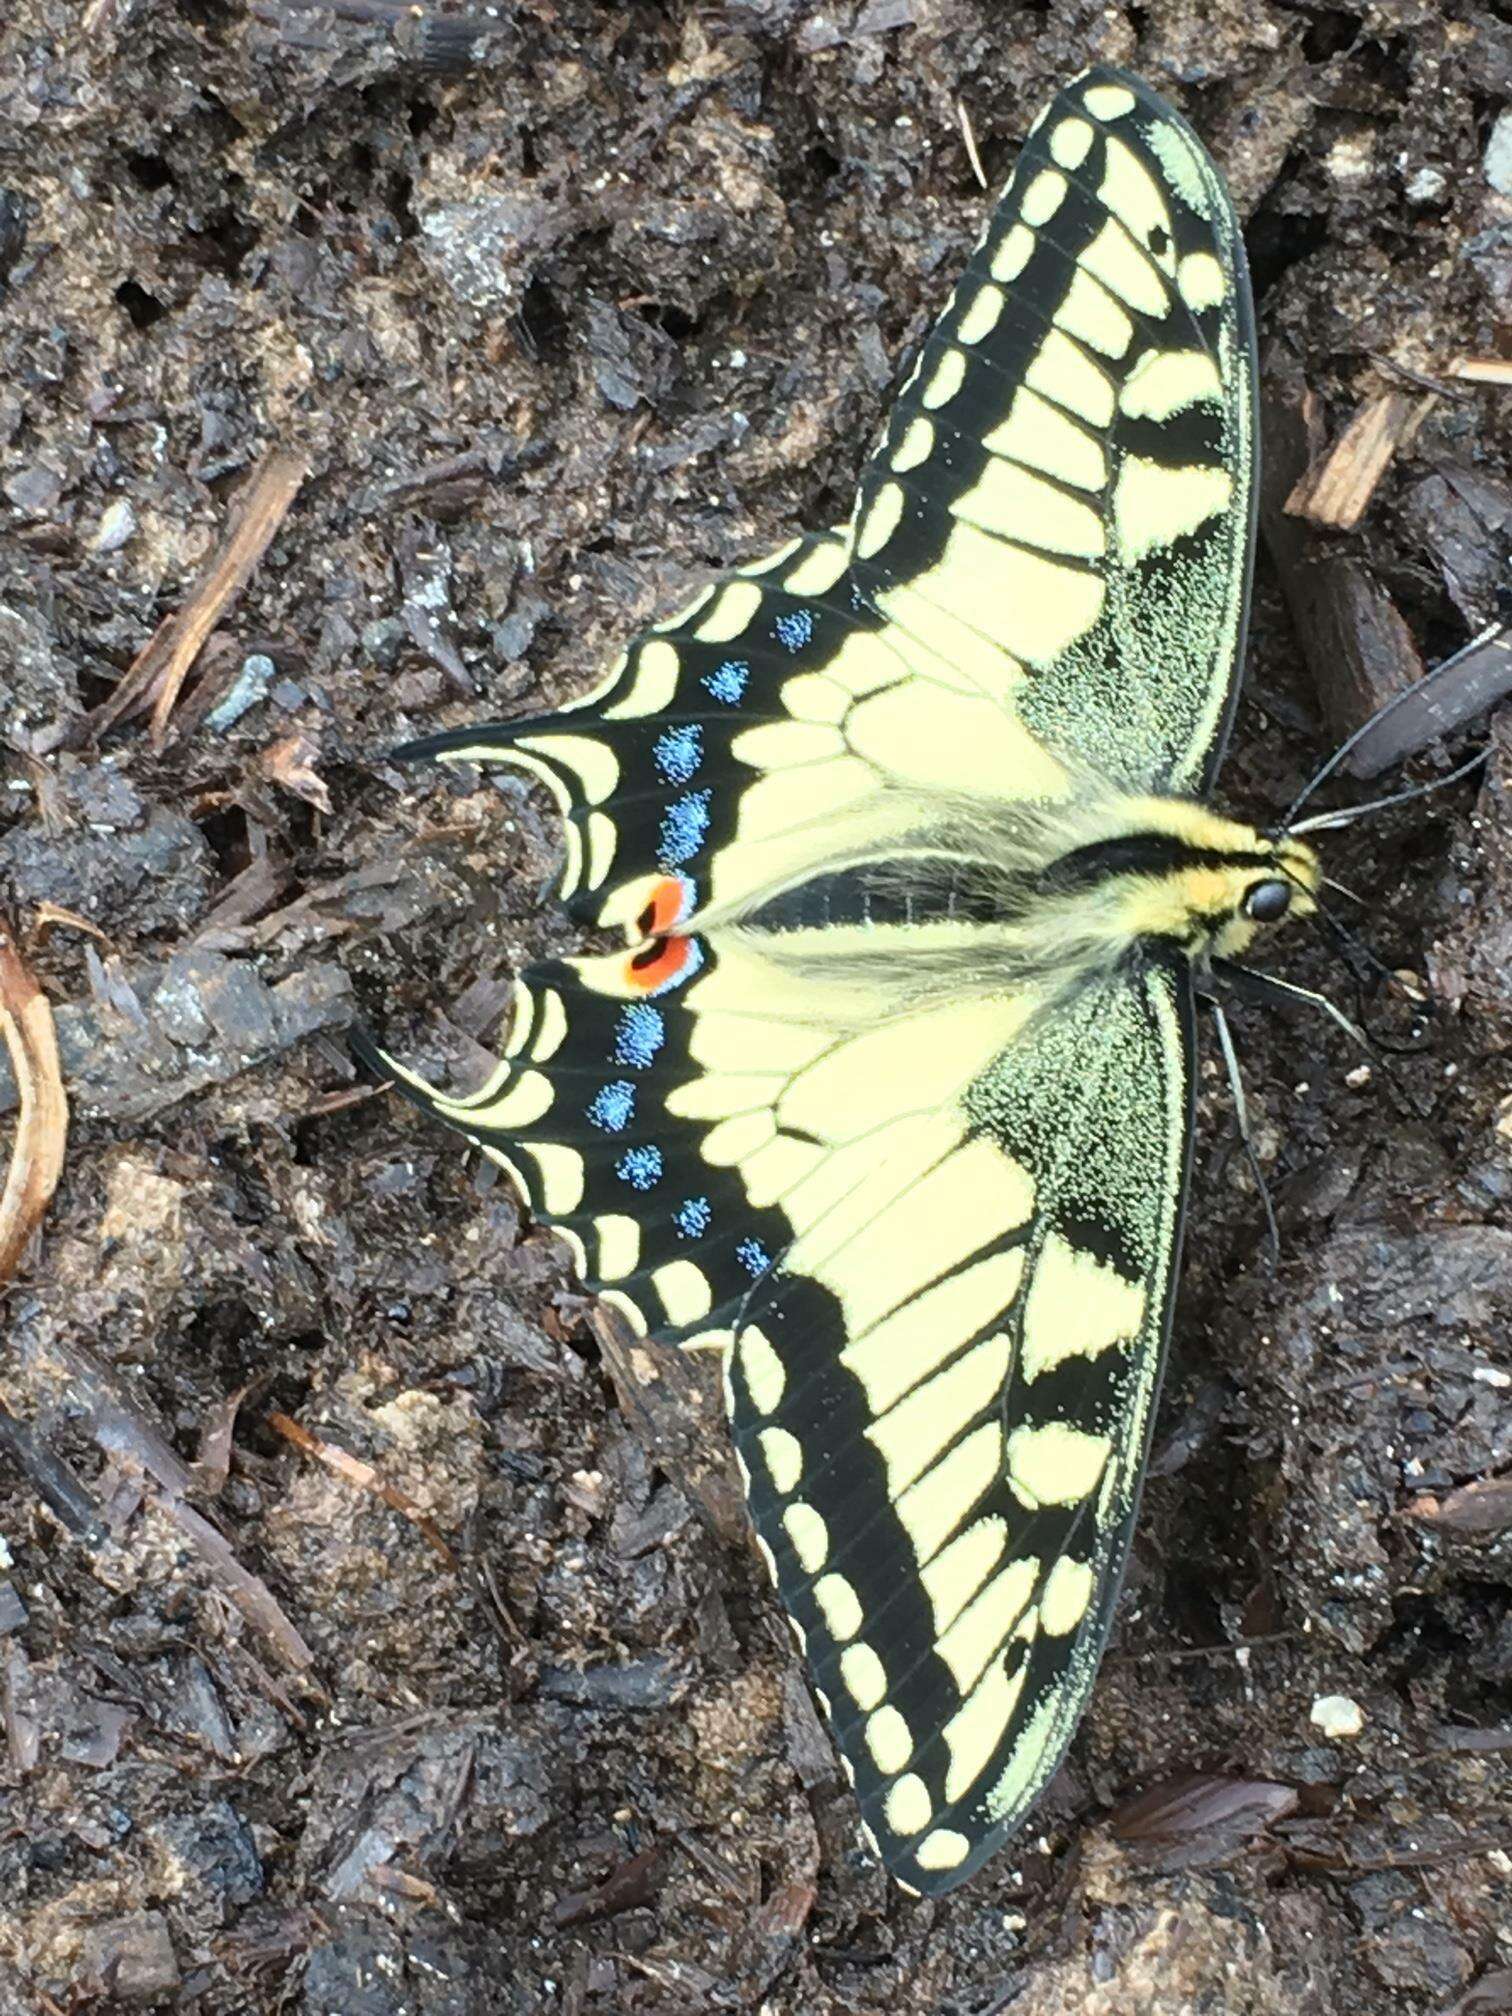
(1058, 799, 1321, 967)
(1165, 816, 1322, 961)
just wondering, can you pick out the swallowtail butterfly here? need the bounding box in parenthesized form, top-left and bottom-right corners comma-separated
(358, 68, 1326, 1894)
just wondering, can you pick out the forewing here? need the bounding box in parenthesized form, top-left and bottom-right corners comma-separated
(849, 66, 1257, 794)
(393, 522, 1070, 943)
(725, 962, 1196, 1893)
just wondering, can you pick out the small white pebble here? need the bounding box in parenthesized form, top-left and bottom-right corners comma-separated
(1405, 165, 1448, 205)
(1311, 1694, 1366, 1740)
(1472, 1365, 1511, 1389)
(1487, 108, 1512, 195)
(1326, 133, 1374, 185)
(1345, 1064, 1372, 1089)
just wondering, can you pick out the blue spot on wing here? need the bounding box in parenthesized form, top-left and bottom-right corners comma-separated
(773, 609, 816, 654)
(658, 789, 711, 869)
(613, 1003, 665, 1070)
(736, 1237, 771, 1278)
(587, 1081, 636, 1133)
(674, 1196, 711, 1239)
(616, 1144, 663, 1190)
(652, 724, 703, 786)
(703, 660, 749, 705)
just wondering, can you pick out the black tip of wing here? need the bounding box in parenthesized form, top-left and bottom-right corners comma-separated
(350, 1022, 487, 1149)
(388, 720, 517, 764)
(347, 1019, 394, 1082)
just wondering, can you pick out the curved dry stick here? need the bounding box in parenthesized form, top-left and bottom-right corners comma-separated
(0, 913, 69, 1286)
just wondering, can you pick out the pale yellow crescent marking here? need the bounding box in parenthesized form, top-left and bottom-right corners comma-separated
(1119, 347, 1223, 421)
(885, 1773, 933, 1836)
(1007, 1422, 1112, 1508)
(855, 480, 906, 561)
(784, 1500, 829, 1572)
(915, 1827, 971, 1872)
(693, 578, 763, 643)
(866, 1704, 913, 1774)
(758, 1426, 803, 1494)
(1177, 250, 1226, 311)
(652, 582, 714, 632)
(1114, 458, 1232, 561)
(781, 540, 849, 596)
(840, 1642, 887, 1711)
(1021, 168, 1067, 227)
(1049, 116, 1094, 170)
(921, 347, 968, 410)
(740, 1325, 786, 1412)
(521, 1142, 584, 1214)
(1039, 1555, 1097, 1636)
(532, 987, 568, 1062)
(1021, 1232, 1146, 1381)
(602, 637, 681, 720)
(814, 1572, 864, 1641)
(585, 809, 615, 889)
(514, 732, 621, 805)
(595, 1213, 641, 1280)
(891, 415, 935, 473)
(990, 222, 1035, 283)
(1084, 83, 1136, 119)
(957, 283, 1004, 346)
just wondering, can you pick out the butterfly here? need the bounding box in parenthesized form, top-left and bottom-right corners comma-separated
(355, 67, 1327, 1894)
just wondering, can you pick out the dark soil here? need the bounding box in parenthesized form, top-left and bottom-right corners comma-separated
(3, 2, 1511, 2011)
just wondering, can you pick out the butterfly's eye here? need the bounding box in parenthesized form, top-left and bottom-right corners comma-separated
(1242, 878, 1292, 923)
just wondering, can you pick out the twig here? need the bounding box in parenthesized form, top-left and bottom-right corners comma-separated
(88, 448, 309, 747)
(152, 1493, 316, 1672)
(266, 1410, 460, 1570)
(1285, 390, 1435, 531)
(0, 911, 68, 1287)
(1447, 355, 1512, 387)
(957, 99, 988, 191)
(0, 1400, 105, 1542)
(40, 1338, 317, 1673)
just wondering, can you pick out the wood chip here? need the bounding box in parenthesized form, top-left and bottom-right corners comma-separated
(1285, 389, 1435, 530)
(588, 1307, 748, 1548)
(0, 911, 68, 1287)
(1447, 356, 1512, 387)
(1331, 623, 1512, 778)
(87, 447, 309, 747)
(1262, 376, 1428, 762)
(1405, 1477, 1512, 1535)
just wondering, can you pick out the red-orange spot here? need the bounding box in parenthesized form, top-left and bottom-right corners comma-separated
(637, 876, 688, 938)
(626, 935, 693, 992)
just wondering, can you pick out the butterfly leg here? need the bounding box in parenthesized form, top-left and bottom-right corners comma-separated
(1204, 995, 1280, 1267)
(1206, 959, 1372, 1053)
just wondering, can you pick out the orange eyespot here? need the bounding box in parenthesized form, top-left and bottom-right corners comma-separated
(635, 875, 693, 938)
(626, 934, 696, 993)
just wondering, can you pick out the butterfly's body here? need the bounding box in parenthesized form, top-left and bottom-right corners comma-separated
(360, 70, 1325, 1894)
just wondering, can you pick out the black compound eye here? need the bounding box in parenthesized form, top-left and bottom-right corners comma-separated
(1243, 878, 1292, 923)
